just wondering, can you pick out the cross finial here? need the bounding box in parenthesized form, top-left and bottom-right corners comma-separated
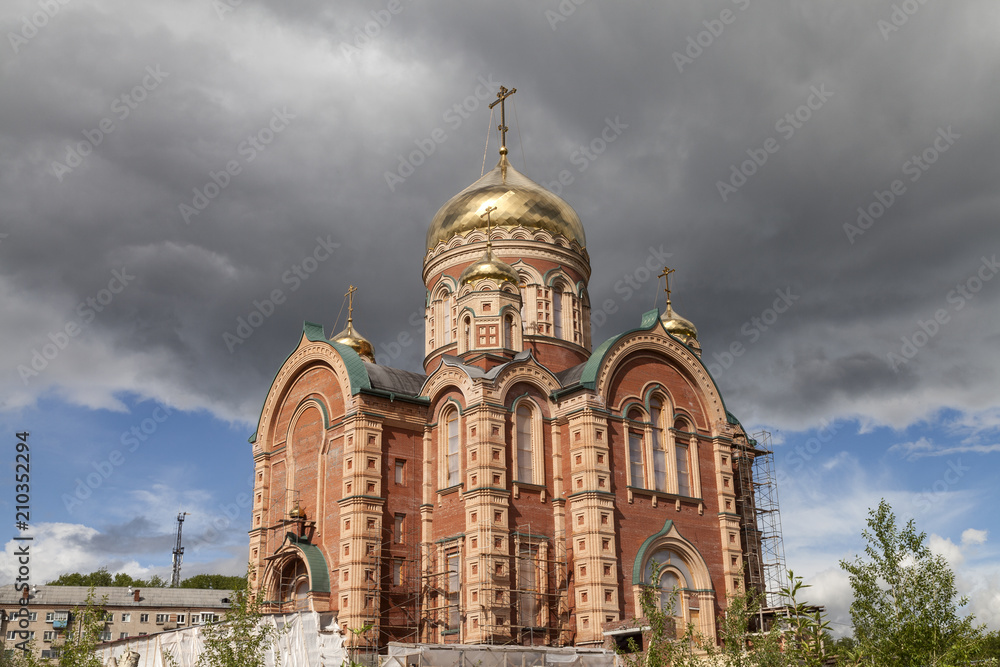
(659, 267, 676, 305)
(488, 85, 517, 155)
(345, 284, 357, 324)
(480, 205, 497, 252)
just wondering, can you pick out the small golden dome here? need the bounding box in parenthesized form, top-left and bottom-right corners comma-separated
(331, 319, 376, 363)
(427, 155, 586, 250)
(459, 248, 519, 286)
(660, 302, 698, 341)
(288, 504, 305, 520)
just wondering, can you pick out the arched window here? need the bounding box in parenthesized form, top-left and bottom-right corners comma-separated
(443, 291, 452, 344)
(650, 399, 667, 492)
(628, 408, 645, 489)
(280, 558, 309, 611)
(552, 285, 563, 339)
(445, 409, 460, 487)
(674, 418, 691, 496)
(644, 548, 693, 622)
(463, 317, 471, 352)
(516, 404, 533, 483)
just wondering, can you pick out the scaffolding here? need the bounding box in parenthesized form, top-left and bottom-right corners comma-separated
(734, 431, 788, 617)
(420, 521, 569, 648)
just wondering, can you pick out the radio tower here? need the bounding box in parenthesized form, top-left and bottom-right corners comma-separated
(171, 512, 189, 587)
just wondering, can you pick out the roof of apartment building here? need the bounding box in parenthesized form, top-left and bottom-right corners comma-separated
(0, 585, 233, 608)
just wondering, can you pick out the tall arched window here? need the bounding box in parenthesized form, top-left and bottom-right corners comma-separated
(552, 285, 563, 339)
(644, 548, 693, 627)
(504, 314, 514, 349)
(463, 317, 471, 352)
(516, 404, 534, 483)
(628, 408, 645, 488)
(446, 409, 460, 487)
(443, 291, 452, 344)
(674, 418, 691, 496)
(650, 399, 667, 492)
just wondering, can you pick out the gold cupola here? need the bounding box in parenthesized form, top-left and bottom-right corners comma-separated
(658, 267, 699, 349)
(331, 285, 376, 363)
(427, 154, 586, 250)
(459, 246, 519, 286)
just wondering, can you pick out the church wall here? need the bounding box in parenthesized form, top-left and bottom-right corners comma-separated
(269, 365, 344, 448)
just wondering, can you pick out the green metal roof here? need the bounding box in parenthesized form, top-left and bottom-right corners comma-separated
(284, 532, 331, 593)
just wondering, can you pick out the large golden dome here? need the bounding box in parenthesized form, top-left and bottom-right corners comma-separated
(660, 302, 698, 342)
(427, 155, 586, 250)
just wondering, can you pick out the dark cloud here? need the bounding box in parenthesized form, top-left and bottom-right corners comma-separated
(2, 0, 998, 430)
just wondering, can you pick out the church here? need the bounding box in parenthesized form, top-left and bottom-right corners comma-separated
(247, 87, 764, 652)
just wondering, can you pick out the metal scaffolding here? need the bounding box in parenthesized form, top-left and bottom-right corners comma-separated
(734, 431, 788, 614)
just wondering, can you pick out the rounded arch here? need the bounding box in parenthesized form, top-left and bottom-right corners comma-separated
(494, 361, 561, 401)
(632, 520, 712, 590)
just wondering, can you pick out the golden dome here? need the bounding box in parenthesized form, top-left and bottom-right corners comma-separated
(459, 247, 520, 286)
(427, 155, 586, 250)
(331, 319, 375, 363)
(660, 302, 698, 341)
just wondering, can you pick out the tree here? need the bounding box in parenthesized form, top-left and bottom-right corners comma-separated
(839, 499, 983, 667)
(179, 574, 245, 591)
(617, 560, 701, 667)
(194, 569, 280, 667)
(56, 587, 109, 667)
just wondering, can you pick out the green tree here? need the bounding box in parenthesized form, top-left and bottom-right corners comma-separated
(616, 560, 701, 667)
(179, 574, 245, 590)
(777, 571, 834, 667)
(194, 569, 280, 667)
(839, 499, 983, 667)
(57, 587, 109, 667)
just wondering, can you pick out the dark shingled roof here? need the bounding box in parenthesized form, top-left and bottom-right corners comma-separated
(555, 361, 587, 388)
(363, 362, 426, 397)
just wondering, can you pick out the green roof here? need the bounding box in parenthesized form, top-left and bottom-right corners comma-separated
(284, 533, 331, 593)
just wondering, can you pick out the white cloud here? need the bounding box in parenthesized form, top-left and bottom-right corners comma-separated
(962, 528, 988, 547)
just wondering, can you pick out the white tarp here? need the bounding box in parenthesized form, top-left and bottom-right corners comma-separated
(92, 611, 347, 667)
(382, 642, 616, 667)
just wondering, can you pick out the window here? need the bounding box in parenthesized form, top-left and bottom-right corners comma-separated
(393, 559, 404, 586)
(121, 613, 131, 622)
(552, 285, 563, 338)
(515, 403, 534, 483)
(650, 399, 667, 491)
(443, 292, 452, 344)
(45, 612, 54, 622)
(119, 632, 129, 640)
(464, 317, 471, 351)
(446, 409, 460, 486)
(156, 614, 168, 624)
(177, 614, 185, 624)
(446, 552, 460, 629)
(43, 631, 55, 641)
(394, 513, 405, 543)
(504, 314, 514, 348)
(6, 631, 17, 640)
(394, 459, 405, 484)
(140, 614, 149, 623)
(99, 631, 111, 641)
(628, 431, 644, 488)
(676, 444, 691, 496)
(518, 544, 539, 628)
(27, 612, 37, 622)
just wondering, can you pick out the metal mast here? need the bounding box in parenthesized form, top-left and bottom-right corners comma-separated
(171, 512, 189, 587)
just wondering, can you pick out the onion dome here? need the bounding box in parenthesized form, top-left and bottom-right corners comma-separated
(660, 302, 698, 343)
(331, 319, 375, 363)
(459, 247, 519, 286)
(427, 154, 586, 250)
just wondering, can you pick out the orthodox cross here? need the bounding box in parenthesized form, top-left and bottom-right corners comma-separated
(659, 267, 675, 304)
(480, 205, 497, 251)
(345, 284, 357, 324)
(489, 85, 517, 153)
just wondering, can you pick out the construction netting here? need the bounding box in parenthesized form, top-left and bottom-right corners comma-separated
(92, 611, 347, 667)
(382, 642, 616, 667)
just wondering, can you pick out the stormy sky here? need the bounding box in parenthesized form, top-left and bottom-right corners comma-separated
(2, 0, 999, 635)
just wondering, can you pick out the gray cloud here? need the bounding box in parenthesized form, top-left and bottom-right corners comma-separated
(2, 0, 999, 433)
